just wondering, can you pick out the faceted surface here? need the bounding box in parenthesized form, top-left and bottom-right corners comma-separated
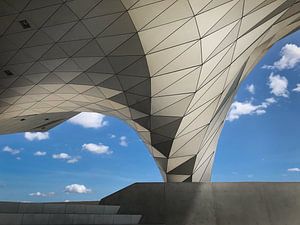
(0, 0, 299, 182)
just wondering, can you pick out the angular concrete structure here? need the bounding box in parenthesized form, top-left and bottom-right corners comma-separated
(0, 201, 144, 225)
(0, 0, 300, 182)
(100, 182, 300, 225)
(2, 182, 300, 225)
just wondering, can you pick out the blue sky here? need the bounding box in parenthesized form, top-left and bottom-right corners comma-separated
(213, 30, 300, 182)
(1, 30, 300, 202)
(0, 115, 162, 202)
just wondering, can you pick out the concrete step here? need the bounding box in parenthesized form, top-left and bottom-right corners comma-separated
(0, 213, 142, 225)
(0, 202, 119, 214)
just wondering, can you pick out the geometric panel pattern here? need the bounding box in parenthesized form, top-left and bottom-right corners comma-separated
(0, 0, 299, 182)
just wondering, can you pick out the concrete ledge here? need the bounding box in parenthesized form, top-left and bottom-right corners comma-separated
(100, 182, 300, 225)
(0, 213, 141, 225)
(0, 203, 119, 214)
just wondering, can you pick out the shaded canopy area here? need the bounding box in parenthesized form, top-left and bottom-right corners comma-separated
(0, 0, 299, 182)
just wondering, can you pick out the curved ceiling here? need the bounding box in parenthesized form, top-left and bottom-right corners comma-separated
(0, 0, 299, 182)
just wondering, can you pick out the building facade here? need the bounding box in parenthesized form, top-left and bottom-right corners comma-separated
(0, 0, 299, 182)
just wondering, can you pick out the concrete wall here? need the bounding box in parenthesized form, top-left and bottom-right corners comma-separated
(0, 202, 117, 214)
(100, 182, 300, 225)
(0, 202, 142, 225)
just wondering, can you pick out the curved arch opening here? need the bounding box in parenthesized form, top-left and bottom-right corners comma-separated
(0, 113, 162, 202)
(212, 30, 300, 182)
(0, 0, 300, 190)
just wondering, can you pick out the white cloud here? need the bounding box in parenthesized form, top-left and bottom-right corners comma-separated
(24, 132, 49, 141)
(287, 168, 300, 172)
(52, 153, 80, 163)
(53, 153, 71, 159)
(29, 192, 55, 197)
(82, 143, 112, 154)
(246, 84, 255, 94)
(265, 97, 277, 104)
(3, 146, 20, 155)
(110, 134, 116, 139)
(119, 136, 128, 147)
(29, 192, 46, 197)
(69, 112, 108, 128)
(67, 156, 81, 164)
(227, 101, 265, 122)
(292, 84, 300, 92)
(64, 184, 91, 194)
(34, 151, 47, 156)
(268, 73, 289, 97)
(227, 97, 276, 122)
(263, 44, 300, 70)
(255, 109, 266, 115)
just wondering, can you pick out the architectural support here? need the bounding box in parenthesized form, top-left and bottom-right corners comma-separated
(0, 0, 299, 181)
